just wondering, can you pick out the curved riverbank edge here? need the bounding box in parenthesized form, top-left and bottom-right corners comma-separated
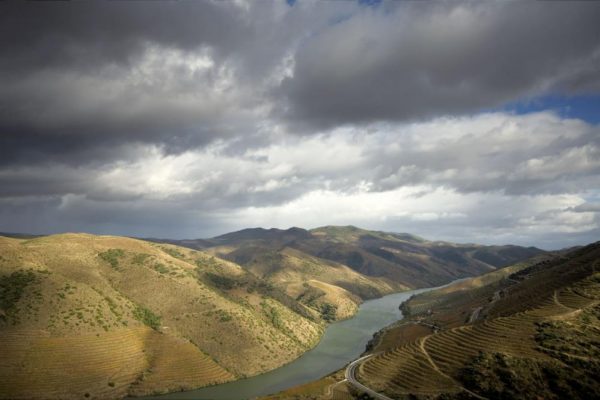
(140, 279, 467, 400)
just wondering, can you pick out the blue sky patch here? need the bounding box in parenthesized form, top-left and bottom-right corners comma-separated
(503, 94, 600, 125)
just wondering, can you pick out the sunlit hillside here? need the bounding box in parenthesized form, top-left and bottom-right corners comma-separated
(0, 234, 325, 399)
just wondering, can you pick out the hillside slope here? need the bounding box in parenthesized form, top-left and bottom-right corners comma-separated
(0, 234, 324, 399)
(360, 242, 600, 399)
(212, 245, 402, 320)
(266, 242, 599, 400)
(154, 226, 545, 314)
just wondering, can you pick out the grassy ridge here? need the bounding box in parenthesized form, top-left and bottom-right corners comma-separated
(0, 234, 325, 399)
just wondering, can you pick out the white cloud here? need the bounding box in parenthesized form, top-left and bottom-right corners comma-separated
(1, 110, 598, 248)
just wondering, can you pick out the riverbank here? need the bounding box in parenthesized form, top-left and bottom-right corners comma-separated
(141, 288, 426, 400)
(262, 278, 469, 400)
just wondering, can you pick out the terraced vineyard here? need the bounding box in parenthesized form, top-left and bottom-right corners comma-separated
(359, 340, 457, 396)
(129, 331, 234, 395)
(353, 242, 600, 399)
(0, 234, 325, 399)
(0, 328, 148, 399)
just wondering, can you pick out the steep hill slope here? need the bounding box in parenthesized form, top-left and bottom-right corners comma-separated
(154, 226, 545, 309)
(213, 245, 403, 320)
(317, 242, 599, 400)
(0, 234, 324, 399)
(359, 242, 600, 399)
(305, 226, 544, 286)
(265, 242, 599, 400)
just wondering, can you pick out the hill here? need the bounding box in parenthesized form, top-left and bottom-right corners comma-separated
(153, 226, 546, 316)
(268, 241, 600, 399)
(0, 234, 326, 399)
(0, 228, 548, 400)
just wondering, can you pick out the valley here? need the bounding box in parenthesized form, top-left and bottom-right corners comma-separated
(268, 241, 600, 400)
(3, 2, 598, 400)
(0, 226, 545, 399)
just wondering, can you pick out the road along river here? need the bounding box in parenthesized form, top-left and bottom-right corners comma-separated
(144, 281, 460, 400)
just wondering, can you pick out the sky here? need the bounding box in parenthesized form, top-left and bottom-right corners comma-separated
(1, 0, 599, 249)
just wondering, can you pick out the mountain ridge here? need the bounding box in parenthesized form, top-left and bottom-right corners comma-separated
(0, 228, 548, 399)
(151, 225, 546, 290)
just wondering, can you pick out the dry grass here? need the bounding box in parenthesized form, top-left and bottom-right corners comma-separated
(0, 233, 325, 399)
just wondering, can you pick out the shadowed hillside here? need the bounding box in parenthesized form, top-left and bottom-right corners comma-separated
(152, 226, 545, 312)
(269, 241, 599, 400)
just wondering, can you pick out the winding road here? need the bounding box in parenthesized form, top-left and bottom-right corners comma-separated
(343, 341, 488, 400)
(344, 354, 394, 400)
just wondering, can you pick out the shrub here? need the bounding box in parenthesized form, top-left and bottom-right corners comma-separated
(163, 247, 185, 260)
(320, 302, 338, 322)
(98, 249, 124, 270)
(152, 263, 169, 274)
(0, 270, 37, 323)
(132, 253, 150, 265)
(133, 305, 161, 330)
(204, 272, 238, 290)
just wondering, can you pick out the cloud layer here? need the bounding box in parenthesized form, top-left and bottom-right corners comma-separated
(1, 1, 599, 248)
(280, 2, 600, 128)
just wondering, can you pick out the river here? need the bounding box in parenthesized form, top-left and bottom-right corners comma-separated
(144, 284, 447, 400)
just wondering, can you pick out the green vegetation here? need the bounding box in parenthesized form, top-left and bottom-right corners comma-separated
(261, 302, 284, 330)
(162, 247, 185, 260)
(0, 270, 37, 310)
(216, 310, 232, 322)
(205, 272, 239, 290)
(132, 305, 161, 330)
(319, 302, 337, 322)
(98, 249, 125, 270)
(132, 253, 150, 265)
(152, 263, 169, 274)
(0, 270, 37, 324)
(460, 351, 600, 400)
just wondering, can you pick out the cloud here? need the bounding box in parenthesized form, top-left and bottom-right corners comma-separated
(0, 1, 355, 166)
(570, 203, 600, 213)
(0, 1, 599, 249)
(0, 110, 599, 248)
(278, 1, 600, 128)
(364, 112, 600, 195)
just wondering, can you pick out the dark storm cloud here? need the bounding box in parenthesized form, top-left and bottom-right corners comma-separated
(0, 0, 358, 167)
(1, 1, 599, 248)
(0, 1, 285, 166)
(279, 1, 600, 128)
(1, 2, 231, 164)
(0, 1, 247, 73)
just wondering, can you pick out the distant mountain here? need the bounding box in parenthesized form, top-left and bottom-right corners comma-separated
(212, 226, 312, 244)
(157, 225, 546, 290)
(150, 226, 545, 327)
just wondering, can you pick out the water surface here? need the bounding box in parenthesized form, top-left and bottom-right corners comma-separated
(146, 284, 447, 400)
